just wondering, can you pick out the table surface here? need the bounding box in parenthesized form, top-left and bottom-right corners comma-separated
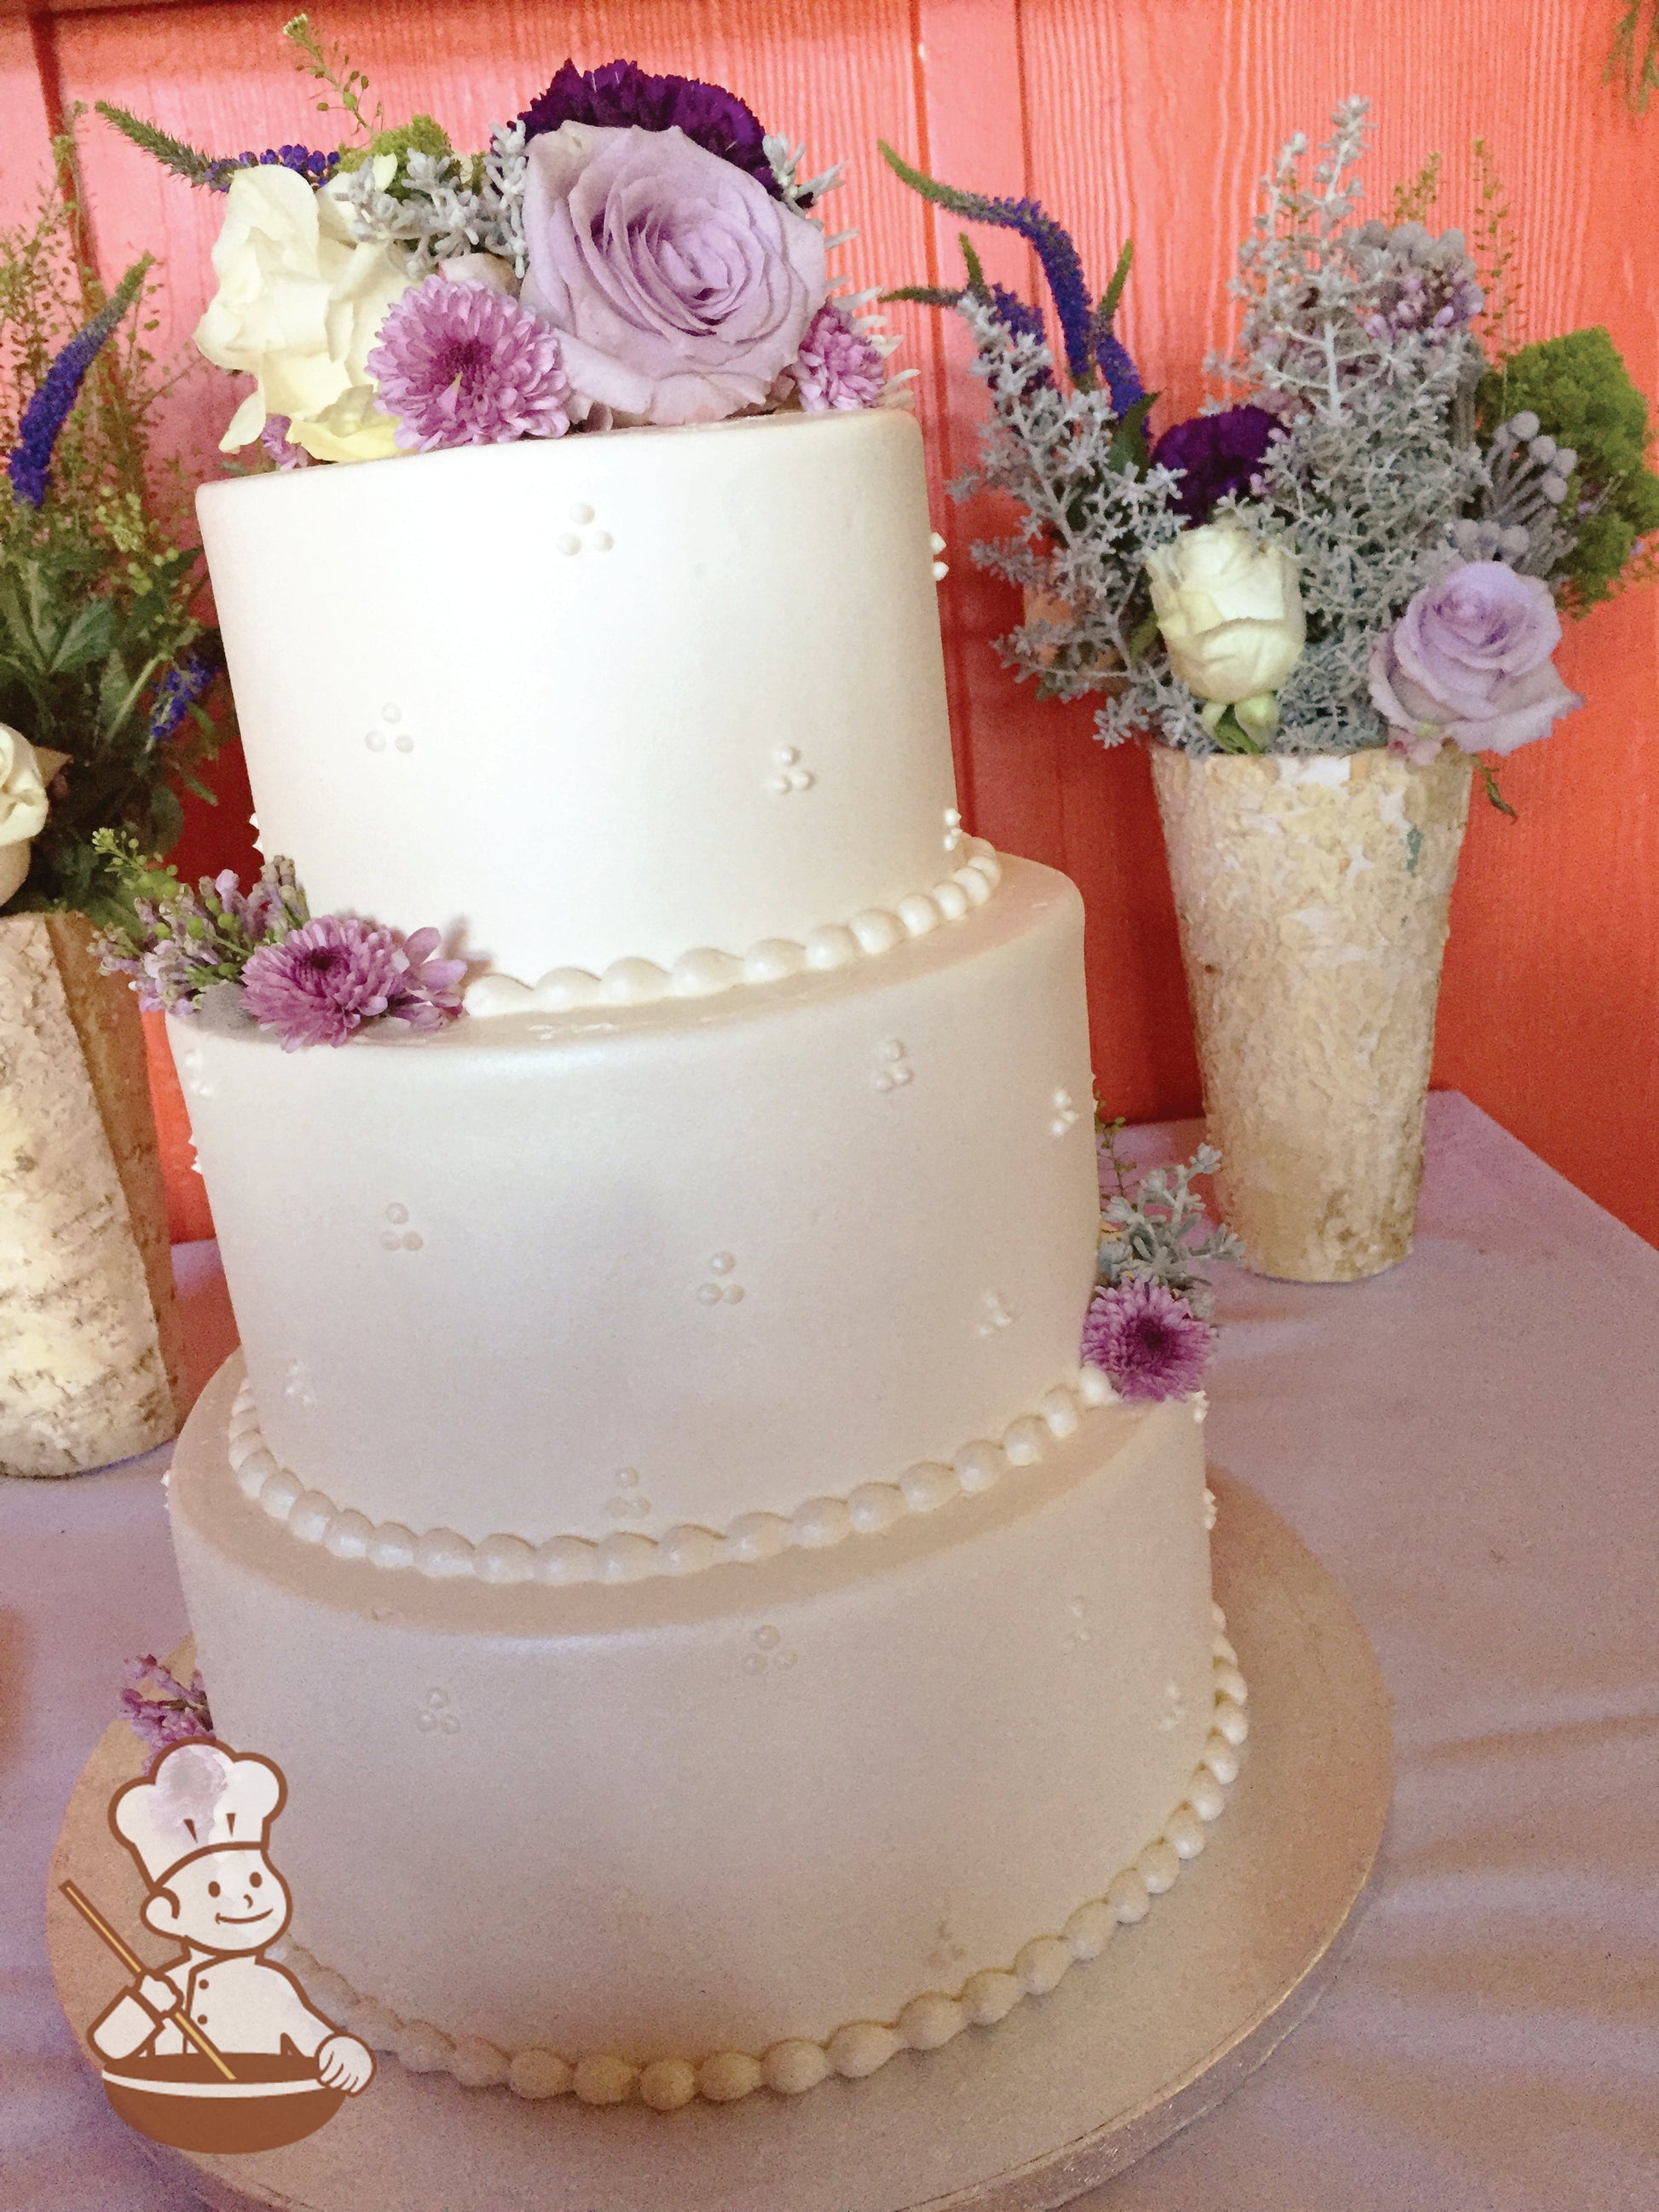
(3, 1092, 1656, 2212)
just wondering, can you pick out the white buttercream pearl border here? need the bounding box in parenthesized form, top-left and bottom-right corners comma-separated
(460, 841, 1003, 1018)
(227, 1368, 1207, 1585)
(270, 1613, 1246, 2112)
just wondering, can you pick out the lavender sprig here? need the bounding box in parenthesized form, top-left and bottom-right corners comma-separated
(93, 842, 310, 1015)
(121, 1655, 213, 1751)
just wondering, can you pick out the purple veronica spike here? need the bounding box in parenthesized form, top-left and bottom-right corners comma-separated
(520, 57, 779, 196)
(204, 144, 339, 192)
(989, 284, 1046, 349)
(147, 641, 223, 744)
(1094, 323, 1144, 414)
(880, 145, 1095, 383)
(8, 260, 147, 509)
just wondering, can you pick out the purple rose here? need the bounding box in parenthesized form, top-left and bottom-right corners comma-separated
(1367, 561, 1584, 758)
(1151, 405, 1282, 523)
(520, 124, 827, 427)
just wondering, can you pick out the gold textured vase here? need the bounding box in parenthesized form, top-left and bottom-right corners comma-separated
(0, 910, 182, 1475)
(1150, 743, 1473, 1282)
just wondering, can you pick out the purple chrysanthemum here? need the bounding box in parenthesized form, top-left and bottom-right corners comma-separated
(240, 914, 464, 1049)
(7, 260, 147, 509)
(121, 1655, 213, 1752)
(259, 414, 312, 470)
(520, 57, 779, 197)
(1081, 1279, 1214, 1402)
(1151, 405, 1284, 523)
(791, 303, 885, 413)
(366, 277, 572, 452)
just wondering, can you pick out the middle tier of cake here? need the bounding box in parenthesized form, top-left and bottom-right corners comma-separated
(172, 857, 1101, 1546)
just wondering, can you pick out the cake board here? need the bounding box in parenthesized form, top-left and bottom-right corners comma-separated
(48, 1469, 1392, 2212)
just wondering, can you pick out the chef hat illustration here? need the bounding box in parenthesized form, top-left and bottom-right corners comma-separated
(111, 1741, 286, 1887)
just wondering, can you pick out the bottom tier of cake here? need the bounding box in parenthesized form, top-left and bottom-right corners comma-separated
(167, 1357, 1248, 2107)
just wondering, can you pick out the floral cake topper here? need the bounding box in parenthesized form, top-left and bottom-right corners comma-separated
(101, 22, 905, 465)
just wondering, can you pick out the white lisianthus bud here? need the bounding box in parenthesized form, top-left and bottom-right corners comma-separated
(0, 727, 67, 905)
(1146, 523, 1307, 706)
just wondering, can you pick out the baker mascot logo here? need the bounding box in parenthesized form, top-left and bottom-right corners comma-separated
(74, 1739, 374, 2154)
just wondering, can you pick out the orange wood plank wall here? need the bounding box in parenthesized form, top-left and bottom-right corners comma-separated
(7, 1, 1656, 1248)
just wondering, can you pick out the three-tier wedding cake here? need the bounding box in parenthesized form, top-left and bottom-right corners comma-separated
(161, 404, 1248, 2110)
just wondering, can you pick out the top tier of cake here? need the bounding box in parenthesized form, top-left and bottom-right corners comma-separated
(197, 409, 957, 984)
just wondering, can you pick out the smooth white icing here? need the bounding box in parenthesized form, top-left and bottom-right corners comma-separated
(196, 409, 958, 984)
(266, 1652, 1243, 2109)
(172, 858, 1100, 1546)
(170, 1354, 1223, 2078)
(224, 1360, 1132, 1581)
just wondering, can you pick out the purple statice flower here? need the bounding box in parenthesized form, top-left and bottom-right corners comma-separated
(259, 414, 312, 470)
(1151, 406, 1284, 523)
(791, 302, 885, 412)
(121, 1655, 213, 1752)
(240, 914, 464, 1048)
(366, 276, 571, 450)
(1081, 1279, 1215, 1401)
(204, 143, 339, 192)
(520, 57, 778, 196)
(7, 259, 147, 509)
(147, 641, 223, 744)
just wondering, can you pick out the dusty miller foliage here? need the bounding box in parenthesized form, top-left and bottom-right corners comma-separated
(341, 126, 527, 276)
(1096, 1123, 1242, 1321)
(962, 101, 1498, 756)
(952, 297, 1203, 748)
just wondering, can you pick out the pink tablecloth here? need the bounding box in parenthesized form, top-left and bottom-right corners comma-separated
(3, 1094, 1656, 2210)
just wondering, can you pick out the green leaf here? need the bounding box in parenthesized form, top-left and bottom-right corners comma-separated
(48, 596, 115, 674)
(1477, 759, 1518, 819)
(1096, 237, 1134, 326)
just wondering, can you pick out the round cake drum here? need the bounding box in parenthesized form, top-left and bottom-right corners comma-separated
(48, 1471, 1391, 2212)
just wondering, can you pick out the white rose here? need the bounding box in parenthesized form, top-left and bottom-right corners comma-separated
(195, 164, 414, 465)
(1146, 523, 1306, 706)
(0, 728, 67, 905)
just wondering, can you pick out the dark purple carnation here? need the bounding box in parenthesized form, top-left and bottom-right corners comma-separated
(520, 57, 778, 196)
(1151, 405, 1283, 523)
(1081, 1279, 1214, 1401)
